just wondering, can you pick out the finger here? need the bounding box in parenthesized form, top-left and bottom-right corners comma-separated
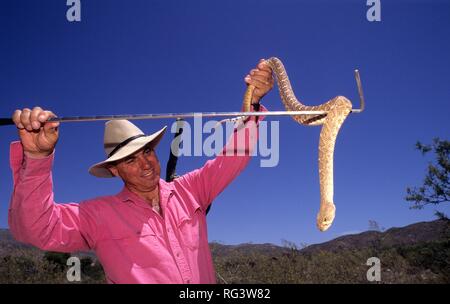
(42, 111, 59, 133)
(245, 74, 267, 87)
(258, 62, 272, 73)
(30, 106, 44, 130)
(248, 74, 271, 86)
(20, 108, 32, 131)
(12, 109, 25, 129)
(244, 74, 252, 85)
(250, 69, 273, 84)
(251, 69, 273, 81)
(38, 110, 57, 122)
(258, 58, 267, 68)
(245, 76, 272, 92)
(249, 69, 259, 76)
(253, 66, 271, 74)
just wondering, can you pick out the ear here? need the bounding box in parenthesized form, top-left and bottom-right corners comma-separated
(107, 164, 119, 177)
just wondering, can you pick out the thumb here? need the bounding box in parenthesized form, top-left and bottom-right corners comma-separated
(43, 121, 60, 137)
(41, 121, 60, 152)
(41, 111, 59, 137)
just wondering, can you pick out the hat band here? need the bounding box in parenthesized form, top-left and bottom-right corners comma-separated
(108, 134, 146, 158)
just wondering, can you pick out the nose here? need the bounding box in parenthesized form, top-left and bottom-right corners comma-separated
(137, 153, 152, 169)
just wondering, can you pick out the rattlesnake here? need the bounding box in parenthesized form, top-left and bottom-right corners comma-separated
(243, 57, 353, 232)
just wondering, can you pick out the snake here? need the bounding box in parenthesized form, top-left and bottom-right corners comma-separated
(240, 57, 353, 232)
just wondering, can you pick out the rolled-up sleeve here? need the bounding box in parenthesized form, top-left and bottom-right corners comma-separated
(8, 141, 97, 252)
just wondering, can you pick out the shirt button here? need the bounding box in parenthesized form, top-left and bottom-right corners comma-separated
(186, 279, 190, 284)
(167, 228, 171, 233)
(176, 252, 180, 257)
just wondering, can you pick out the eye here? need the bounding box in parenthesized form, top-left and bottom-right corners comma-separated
(144, 147, 152, 154)
(125, 158, 135, 164)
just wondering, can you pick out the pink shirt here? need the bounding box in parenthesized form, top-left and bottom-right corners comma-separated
(8, 110, 265, 284)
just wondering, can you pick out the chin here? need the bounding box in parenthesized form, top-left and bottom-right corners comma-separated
(141, 176, 160, 186)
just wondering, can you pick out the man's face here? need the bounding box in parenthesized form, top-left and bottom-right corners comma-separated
(108, 144, 161, 194)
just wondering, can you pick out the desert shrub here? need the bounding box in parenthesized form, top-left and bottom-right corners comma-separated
(213, 241, 449, 284)
(0, 249, 106, 284)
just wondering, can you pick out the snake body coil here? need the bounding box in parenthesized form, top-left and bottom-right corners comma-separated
(243, 57, 353, 231)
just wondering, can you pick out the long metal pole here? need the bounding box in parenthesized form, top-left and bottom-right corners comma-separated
(0, 69, 365, 126)
(0, 110, 329, 126)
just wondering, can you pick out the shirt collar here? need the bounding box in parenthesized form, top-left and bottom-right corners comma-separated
(117, 178, 175, 203)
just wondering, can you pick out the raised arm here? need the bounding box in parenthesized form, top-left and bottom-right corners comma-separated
(174, 60, 274, 210)
(8, 107, 97, 252)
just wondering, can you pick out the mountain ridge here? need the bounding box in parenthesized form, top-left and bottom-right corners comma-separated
(2, 219, 449, 256)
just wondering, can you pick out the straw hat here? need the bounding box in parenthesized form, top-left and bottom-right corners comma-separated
(88, 120, 167, 178)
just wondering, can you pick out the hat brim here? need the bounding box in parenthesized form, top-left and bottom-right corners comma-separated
(88, 126, 167, 178)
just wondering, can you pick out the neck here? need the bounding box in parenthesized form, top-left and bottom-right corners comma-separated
(126, 184, 160, 206)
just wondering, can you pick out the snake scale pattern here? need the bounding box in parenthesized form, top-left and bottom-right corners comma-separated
(244, 57, 353, 231)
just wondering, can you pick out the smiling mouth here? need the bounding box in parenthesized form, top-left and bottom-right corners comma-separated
(142, 170, 155, 178)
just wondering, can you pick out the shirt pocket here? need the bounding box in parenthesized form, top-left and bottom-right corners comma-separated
(177, 208, 203, 251)
(110, 224, 161, 269)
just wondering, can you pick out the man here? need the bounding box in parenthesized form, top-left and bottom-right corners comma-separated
(9, 60, 274, 284)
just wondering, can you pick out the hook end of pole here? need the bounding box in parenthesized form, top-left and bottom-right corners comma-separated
(352, 69, 365, 113)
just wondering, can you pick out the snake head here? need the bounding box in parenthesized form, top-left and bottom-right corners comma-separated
(316, 203, 336, 232)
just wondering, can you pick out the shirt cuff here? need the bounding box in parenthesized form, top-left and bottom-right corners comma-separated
(10, 141, 55, 177)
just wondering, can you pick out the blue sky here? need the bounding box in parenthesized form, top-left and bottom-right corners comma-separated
(1, 0, 449, 247)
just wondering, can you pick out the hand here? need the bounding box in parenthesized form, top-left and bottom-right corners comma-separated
(244, 59, 274, 104)
(12, 107, 60, 158)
